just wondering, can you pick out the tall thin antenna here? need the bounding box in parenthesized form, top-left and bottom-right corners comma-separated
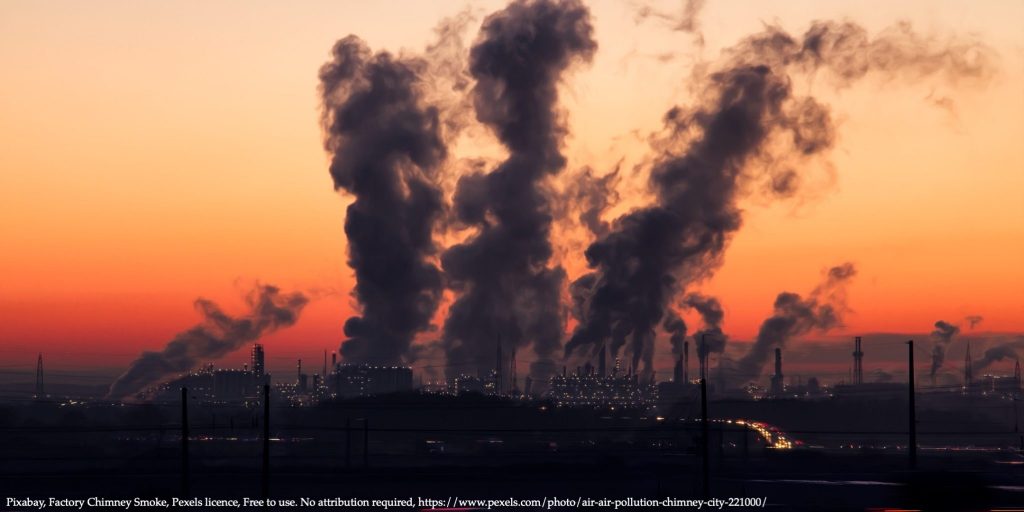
(35, 353, 44, 397)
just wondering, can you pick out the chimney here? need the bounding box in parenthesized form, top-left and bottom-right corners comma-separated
(965, 342, 973, 388)
(770, 348, 784, 396)
(853, 336, 864, 385)
(598, 343, 607, 377)
(683, 340, 689, 383)
(495, 338, 503, 395)
(673, 352, 683, 384)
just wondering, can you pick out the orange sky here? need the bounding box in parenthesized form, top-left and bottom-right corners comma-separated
(1, 0, 1022, 379)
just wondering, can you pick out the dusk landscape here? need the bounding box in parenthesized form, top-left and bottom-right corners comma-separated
(1, 1, 1023, 511)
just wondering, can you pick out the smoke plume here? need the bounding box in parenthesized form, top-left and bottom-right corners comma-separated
(972, 338, 1024, 374)
(929, 320, 960, 377)
(319, 35, 448, 365)
(685, 293, 727, 360)
(107, 285, 309, 399)
(662, 310, 687, 356)
(440, 0, 597, 380)
(563, 18, 991, 379)
(732, 263, 856, 383)
(568, 165, 622, 238)
(966, 315, 984, 329)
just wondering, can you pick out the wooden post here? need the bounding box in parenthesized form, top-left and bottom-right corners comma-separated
(181, 387, 189, 497)
(363, 418, 369, 468)
(907, 340, 917, 470)
(701, 377, 710, 498)
(262, 384, 270, 499)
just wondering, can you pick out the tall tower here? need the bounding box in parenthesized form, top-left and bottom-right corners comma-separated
(495, 339, 503, 395)
(598, 343, 607, 377)
(251, 344, 265, 377)
(297, 359, 302, 383)
(673, 352, 683, 383)
(322, 350, 327, 382)
(683, 340, 689, 383)
(853, 336, 864, 385)
(770, 348, 784, 396)
(35, 353, 44, 397)
(1015, 360, 1021, 390)
(698, 336, 707, 381)
(964, 342, 973, 388)
(510, 345, 518, 394)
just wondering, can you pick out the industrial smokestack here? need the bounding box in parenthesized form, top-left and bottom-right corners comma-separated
(440, 0, 597, 381)
(563, 18, 992, 379)
(107, 285, 308, 400)
(853, 336, 864, 385)
(971, 339, 1024, 374)
(734, 263, 856, 385)
(770, 348, 784, 396)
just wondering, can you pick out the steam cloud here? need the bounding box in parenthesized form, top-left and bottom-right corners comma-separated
(440, 0, 597, 379)
(929, 320, 960, 377)
(733, 263, 857, 383)
(563, 18, 990, 379)
(108, 285, 309, 399)
(319, 35, 448, 365)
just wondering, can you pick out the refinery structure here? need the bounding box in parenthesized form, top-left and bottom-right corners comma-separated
(132, 334, 1023, 408)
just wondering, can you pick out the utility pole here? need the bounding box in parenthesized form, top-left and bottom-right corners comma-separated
(181, 387, 189, 497)
(701, 374, 710, 498)
(345, 418, 352, 469)
(363, 418, 370, 468)
(907, 340, 917, 470)
(262, 384, 270, 499)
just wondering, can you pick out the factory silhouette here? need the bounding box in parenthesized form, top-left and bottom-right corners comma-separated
(2, 0, 1019, 509)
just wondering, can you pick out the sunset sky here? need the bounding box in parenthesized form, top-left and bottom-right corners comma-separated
(1, 0, 1022, 383)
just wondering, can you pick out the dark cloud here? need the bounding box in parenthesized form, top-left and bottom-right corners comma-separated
(440, 0, 597, 380)
(107, 285, 308, 399)
(319, 35, 448, 365)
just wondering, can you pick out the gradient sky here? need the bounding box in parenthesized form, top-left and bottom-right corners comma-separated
(1, 0, 1022, 382)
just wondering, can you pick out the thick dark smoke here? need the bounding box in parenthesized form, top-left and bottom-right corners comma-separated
(319, 36, 448, 365)
(440, 0, 597, 380)
(685, 293, 726, 360)
(662, 310, 687, 356)
(634, 0, 706, 38)
(568, 165, 621, 237)
(972, 338, 1024, 374)
(966, 315, 984, 329)
(732, 263, 856, 384)
(563, 19, 991, 378)
(929, 320, 960, 377)
(107, 285, 309, 399)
